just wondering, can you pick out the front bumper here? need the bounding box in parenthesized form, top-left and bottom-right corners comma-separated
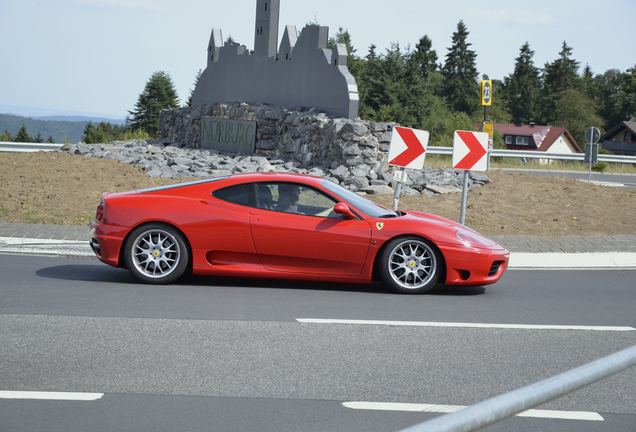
(440, 244, 509, 286)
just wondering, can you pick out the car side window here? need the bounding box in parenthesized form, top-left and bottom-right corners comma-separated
(256, 182, 339, 218)
(213, 183, 256, 207)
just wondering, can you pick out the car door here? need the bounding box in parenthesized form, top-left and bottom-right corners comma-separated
(249, 182, 372, 276)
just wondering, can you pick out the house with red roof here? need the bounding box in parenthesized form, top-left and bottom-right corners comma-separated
(495, 123, 582, 154)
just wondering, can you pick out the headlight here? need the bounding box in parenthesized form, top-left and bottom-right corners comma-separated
(456, 229, 496, 248)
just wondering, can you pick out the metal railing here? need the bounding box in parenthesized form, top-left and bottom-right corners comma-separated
(398, 344, 636, 432)
(427, 146, 636, 164)
(426, 146, 636, 164)
(3, 141, 636, 164)
(0, 142, 64, 152)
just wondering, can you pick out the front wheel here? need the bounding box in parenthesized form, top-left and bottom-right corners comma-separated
(123, 224, 189, 284)
(379, 237, 441, 294)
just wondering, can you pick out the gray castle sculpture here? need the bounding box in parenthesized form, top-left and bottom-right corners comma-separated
(191, 0, 359, 119)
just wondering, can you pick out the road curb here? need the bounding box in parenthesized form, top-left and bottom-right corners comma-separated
(2, 237, 636, 269)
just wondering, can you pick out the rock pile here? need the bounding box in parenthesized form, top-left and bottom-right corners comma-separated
(61, 140, 490, 196)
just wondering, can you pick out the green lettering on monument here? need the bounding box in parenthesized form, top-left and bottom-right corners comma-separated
(201, 117, 256, 154)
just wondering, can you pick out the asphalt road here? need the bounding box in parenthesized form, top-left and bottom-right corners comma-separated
(497, 169, 636, 187)
(1, 254, 635, 432)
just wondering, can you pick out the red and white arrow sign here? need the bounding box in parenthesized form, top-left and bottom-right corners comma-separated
(452, 130, 488, 172)
(388, 126, 429, 170)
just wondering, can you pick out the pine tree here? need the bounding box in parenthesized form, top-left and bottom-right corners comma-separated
(441, 21, 479, 115)
(34, 132, 43, 143)
(410, 35, 438, 79)
(541, 41, 580, 122)
(327, 27, 357, 60)
(128, 71, 180, 137)
(47, 136, 54, 143)
(14, 125, 31, 142)
(186, 69, 203, 107)
(581, 64, 595, 98)
(504, 42, 541, 125)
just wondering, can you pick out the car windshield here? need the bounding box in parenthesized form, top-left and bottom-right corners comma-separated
(321, 179, 398, 218)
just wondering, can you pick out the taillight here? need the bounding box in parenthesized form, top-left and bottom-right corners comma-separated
(96, 201, 104, 222)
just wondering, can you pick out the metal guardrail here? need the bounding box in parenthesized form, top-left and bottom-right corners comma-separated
(427, 146, 636, 164)
(398, 344, 636, 432)
(0, 142, 64, 152)
(3, 141, 636, 164)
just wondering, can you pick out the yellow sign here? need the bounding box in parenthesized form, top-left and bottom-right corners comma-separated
(480, 80, 493, 106)
(376, 222, 384, 230)
(483, 121, 494, 138)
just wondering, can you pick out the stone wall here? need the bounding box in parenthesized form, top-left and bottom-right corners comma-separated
(158, 102, 489, 194)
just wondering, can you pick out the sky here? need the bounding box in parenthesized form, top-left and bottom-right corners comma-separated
(1, 0, 634, 119)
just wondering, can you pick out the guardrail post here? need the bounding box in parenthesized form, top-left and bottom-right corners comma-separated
(397, 344, 636, 432)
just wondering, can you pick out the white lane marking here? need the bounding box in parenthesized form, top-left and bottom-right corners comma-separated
(0, 391, 103, 401)
(342, 401, 604, 421)
(509, 252, 636, 269)
(297, 318, 635, 332)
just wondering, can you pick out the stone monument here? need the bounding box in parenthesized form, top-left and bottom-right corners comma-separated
(191, 0, 359, 119)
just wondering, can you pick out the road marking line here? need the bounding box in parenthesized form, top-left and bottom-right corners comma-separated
(0, 391, 103, 401)
(508, 252, 636, 269)
(297, 318, 635, 331)
(342, 402, 603, 421)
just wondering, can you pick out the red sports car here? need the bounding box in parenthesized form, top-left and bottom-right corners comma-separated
(90, 173, 508, 294)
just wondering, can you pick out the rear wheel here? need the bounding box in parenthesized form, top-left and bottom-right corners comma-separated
(379, 237, 441, 294)
(123, 224, 189, 284)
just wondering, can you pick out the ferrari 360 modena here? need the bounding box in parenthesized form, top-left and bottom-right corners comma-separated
(90, 173, 509, 294)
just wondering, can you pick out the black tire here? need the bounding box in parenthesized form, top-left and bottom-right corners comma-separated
(123, 223, 189, 284)
(379, 236, 442, 294)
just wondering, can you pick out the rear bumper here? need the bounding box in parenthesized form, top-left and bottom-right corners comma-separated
(90, 223, 127, 267)
(440, 244, 509, 286)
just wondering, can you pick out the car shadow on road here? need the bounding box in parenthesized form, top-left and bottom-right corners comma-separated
(36, 264, 486, 296)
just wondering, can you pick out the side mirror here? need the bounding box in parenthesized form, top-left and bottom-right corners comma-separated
(333, 202, 356, 219)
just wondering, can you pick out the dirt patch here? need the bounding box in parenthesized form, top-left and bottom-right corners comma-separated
(1, 152, 634, 235)
(374, 172, 636, 235)
(0, 152, 175, 225)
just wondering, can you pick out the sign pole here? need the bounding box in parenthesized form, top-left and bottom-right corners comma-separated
(392, 167, 405, 211)
(588, 146, 593, 182)
(483, 106, 490, 171)
(459, 170, 469, 225)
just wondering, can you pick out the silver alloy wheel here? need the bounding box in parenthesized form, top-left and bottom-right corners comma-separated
(387, 239, 437, 290)
(131, 229, 181, 279)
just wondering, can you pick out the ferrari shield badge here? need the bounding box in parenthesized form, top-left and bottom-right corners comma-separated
(376, 222, 384, 230)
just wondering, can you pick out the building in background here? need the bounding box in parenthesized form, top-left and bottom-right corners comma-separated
(495, 123, 581, 154)
(600, 117, 636, 156)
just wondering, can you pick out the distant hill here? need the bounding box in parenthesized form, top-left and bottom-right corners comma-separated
(0, 113, 125, 143)
(34, 115, 126, 125)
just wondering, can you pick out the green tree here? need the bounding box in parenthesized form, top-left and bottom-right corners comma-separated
(541, 41, 580, 122)
(504, 42, 541, 125)
(47, 136, 54, 143)
(409, 35, 438, 79)
(594, 68, 635, 128)
(186, 69, 203, 107)
(128, 71, 180, 137)
(0, 129, 12, 141)
(554, 89, 602, 143)
(327, 27, 364, 82)
(34, 132, 43, 143)
(580, 64, 595, 98)
(441, 21, 479, 115)
(14, 125, 31, 142)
